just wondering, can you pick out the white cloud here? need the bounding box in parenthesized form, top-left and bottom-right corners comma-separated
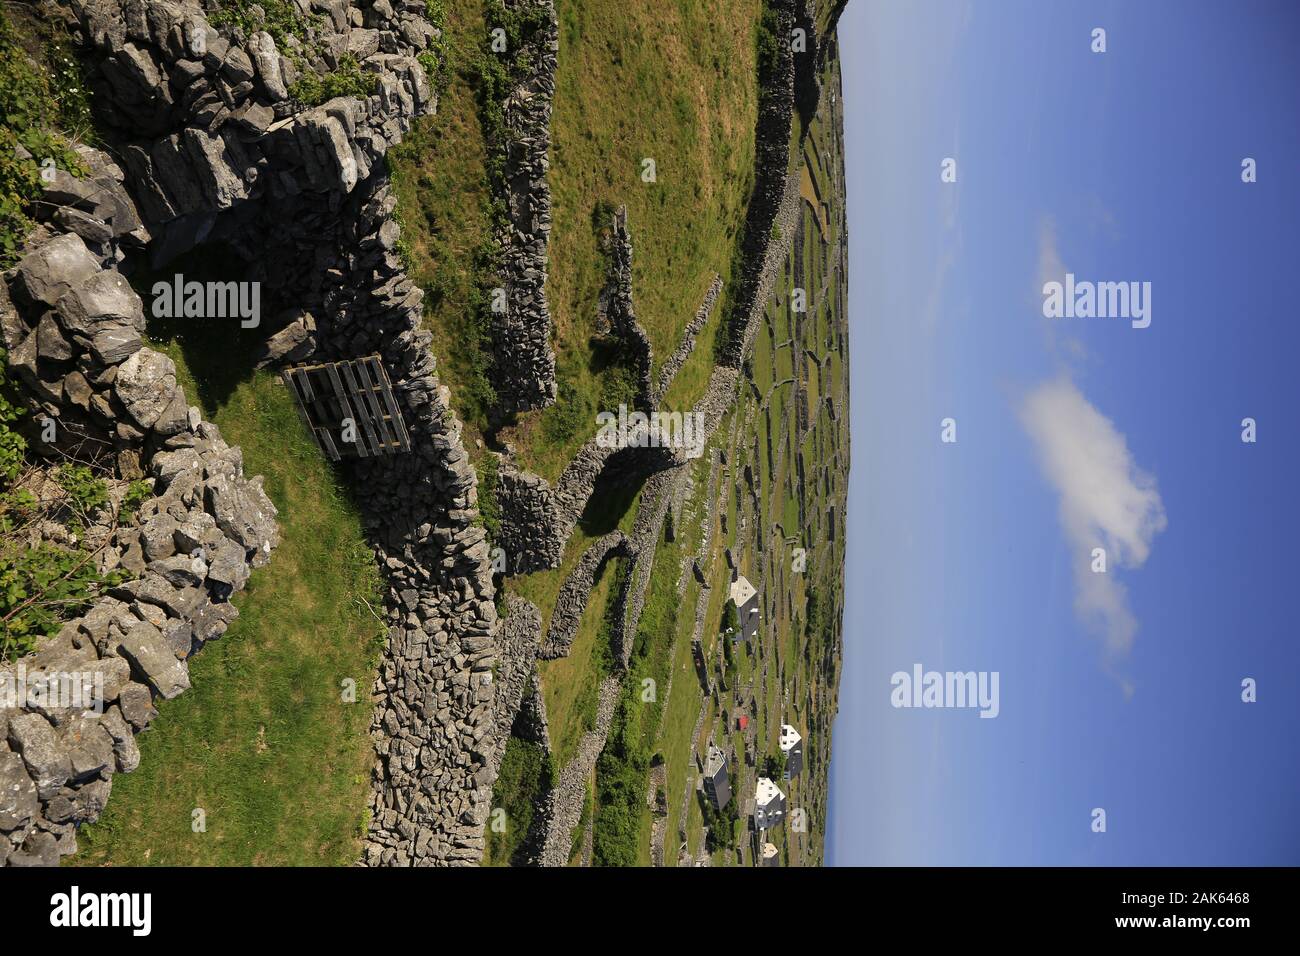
(1019, 378, 1167, 656)
(1036, 219, 1066, 295)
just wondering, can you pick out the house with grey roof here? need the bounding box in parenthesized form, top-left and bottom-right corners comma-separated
(729, 573, 760, 643)
(702, 745, 731, 811)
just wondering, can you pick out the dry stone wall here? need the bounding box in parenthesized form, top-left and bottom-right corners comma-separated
(492, 0, 558, 413)
(652, 274, 721, 408)
(1, 150, 277, 868)
(488, 594, 541, 774)
(2, 0, 509, 867)
(596, 206, 652, 411)
(539, 530, 630, 660)
(719, 0, 797, 368)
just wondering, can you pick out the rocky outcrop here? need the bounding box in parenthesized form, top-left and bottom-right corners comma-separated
(1, 157, 277, 867)
(492, 0, 558, 413)
(62, 0, 436, 266)
(3, 0, 506, 868)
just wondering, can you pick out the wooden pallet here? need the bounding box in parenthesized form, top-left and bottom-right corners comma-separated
(281, 356, 411, 461)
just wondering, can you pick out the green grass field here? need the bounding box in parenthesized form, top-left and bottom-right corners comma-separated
(536, 554, 620, 769)
(389, 0, 497, 440)
(500, 0, 762, 480)
(75, 334, 385, 866)
(484, 736, 553, 866)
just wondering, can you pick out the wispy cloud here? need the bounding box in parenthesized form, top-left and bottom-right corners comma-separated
(1035, 219, 1089, 364)
(1036, 219, 1066, 295)
(1019, 378, 1167, 660)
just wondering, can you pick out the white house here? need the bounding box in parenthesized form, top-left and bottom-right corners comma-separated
(729, 574, 760, 642)
(753, 776, 787, 830)
(779, 723, 803, 780)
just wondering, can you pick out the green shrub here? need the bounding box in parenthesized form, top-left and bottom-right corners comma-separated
(0, 542, 127, 662)
(0, 9, 88, 266)
(0, 351, 26, 484)
(756, 1, 782, 84)
(486, 736, 554, 866)
(763, 751, 787, 780)
(420, 0, 451, 91)
(55, 463, 109, 518)
(208, 0, 316, 48)
(721, 592, 739, 636)
(476, 451, 501, 540)
(0, 356, 138, 663)
(541, 381, 590, 447)
(119, 479, 154, 522)
(288, 54, 377, 107)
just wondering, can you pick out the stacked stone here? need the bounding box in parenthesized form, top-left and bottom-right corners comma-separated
(532, 675, 619, 866)
(294, 176, 502, 868)
(512, 672, 549, 752)
(596, 206, 653, 411)
(62, 0, 436, 264)
(652, 274, 722, 408)
(492, 0, 558, 413)
(1, 167, 278, 866)
(718, 0, 797, 369)
(495, 429, 681, 577)
(0, 0, 508, 867)
(487, 595, 541, 774)
(539, 531, 630, 661)
(491, 459, 562, 574)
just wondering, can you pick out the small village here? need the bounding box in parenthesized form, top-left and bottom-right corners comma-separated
(692, 575, 809, 866)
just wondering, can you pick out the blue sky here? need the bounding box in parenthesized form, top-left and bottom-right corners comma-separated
(829, 0, 1300, 865)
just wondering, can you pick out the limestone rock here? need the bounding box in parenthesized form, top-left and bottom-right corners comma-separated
(113, 348, 178, 429)
(0, 751, 39, 832)
(6, 714, 71, 801)
(15, 234, 101, 308)
(117, 620, 191, 699)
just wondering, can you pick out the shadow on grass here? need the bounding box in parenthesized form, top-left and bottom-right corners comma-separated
(131, 243, 271, 414)
(578, 454, 644, 538)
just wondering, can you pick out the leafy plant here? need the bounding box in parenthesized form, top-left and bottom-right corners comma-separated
(419, 0, 451, 92)
(0, 542, 127, 662)
(119, 479, 154, 522)
(0, 355, 142, 662)
(208, 0, 317, 48)
(476, 451, 501, 540)
(288, 54, 377, 107)
(56, 463, 110, 517)
(0, 350, 27, 484)
(0, 9, 89, 266)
